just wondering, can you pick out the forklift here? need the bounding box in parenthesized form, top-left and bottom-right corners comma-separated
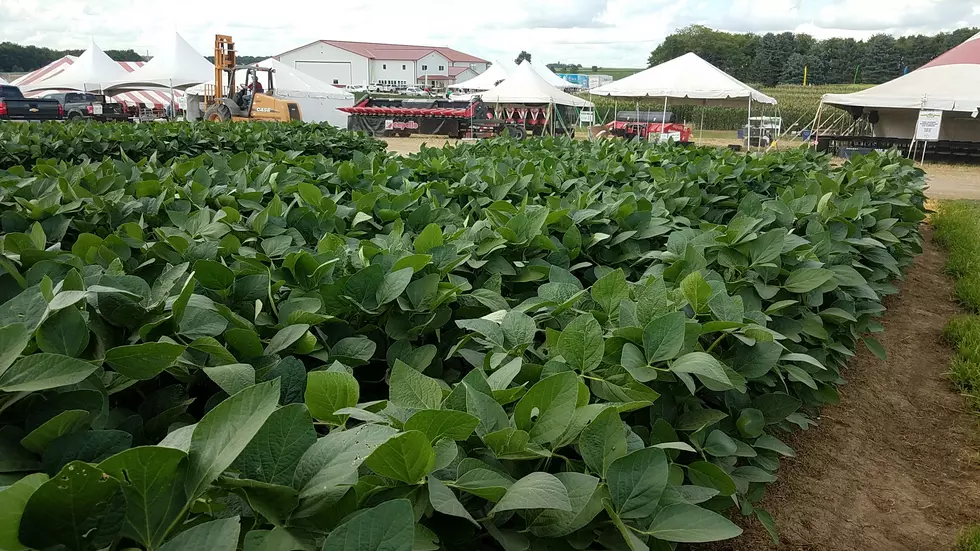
(203, 35, 301, 122)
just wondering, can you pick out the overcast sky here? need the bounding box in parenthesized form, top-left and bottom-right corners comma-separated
(2, 0, 979, 67)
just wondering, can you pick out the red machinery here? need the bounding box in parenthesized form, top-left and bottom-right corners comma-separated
(604, 111, 692, 142)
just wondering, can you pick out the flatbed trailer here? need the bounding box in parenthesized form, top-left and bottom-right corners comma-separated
(816, 135, 980, 162)
(340, 96, 577, 139)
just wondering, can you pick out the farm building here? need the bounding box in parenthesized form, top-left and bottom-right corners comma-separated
(274, 40, 488, 89)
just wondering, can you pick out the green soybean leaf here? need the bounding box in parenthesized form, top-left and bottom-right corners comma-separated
(185, 379, 280, 499)
(529, 472, 605, 538)
(321, 499, 414, 551)
(557, 314, 603, 372)
(864, 336, 887, 360)
(642, 311, 686, 363)
(783, 268, 835, 294)
(203, 363, 256, 396)
(99, 446, 188, 549)
(0, 354, 99, 392)
(330, 337, 376, 366)
(453, 468, 513, 501)
(502, 309, 536, 350)
(681, 272, 712, 313)
(736, 408, 766, 438)
(105, 343, 186, 380)
(592, 268, 629, 314)
(427, 477, 478, 527)
(414, 224, 444, 254)
(41, 430, 132, 476)
(752, 393, 802, 424)
(702, 430, 737, 457)
(640, 504, 742, 543)
(0, 323, 30, 378)
(687, 461, 737, 496)
(194, 260, 236, 291)
(305, 371, 359, 425)
(20, 410, 91, 454)
(675, 409, 728, 432)
(376, 268, 414, 306)
(404, 410, 480, 442)
(579, 408, 626, 477)
(671, 352, 734, 391)
(489, 472, 572, 515)
(36, 307, 89, 357)
(0, 473, 47, 551)
(265, 324, 310, 356)
(19, 461, 125, 551)
(606, 447, 669, 519)
(159, 517, 241, 551)
(514, 372, 583, 446)
(389, 360, 442, 410)
(364, 430, 434, 484)
(391, 254, 432, 273)
(235, 404, 317, 486)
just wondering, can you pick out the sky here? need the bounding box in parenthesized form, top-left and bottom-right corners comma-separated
(1, 0, 979, 68)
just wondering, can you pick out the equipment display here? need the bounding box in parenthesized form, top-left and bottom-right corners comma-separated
(203, 35, 301, 123)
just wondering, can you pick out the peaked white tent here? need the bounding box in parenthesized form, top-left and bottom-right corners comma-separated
(524, 61, 581, 90)
(0, 75, 7, 85)
(480, 62, 593, 107)
(186, 59, 354, 126)
(448, 60, 514, 91)
(110, 33, 214, 90)
(591, 52, 775, 106)
(20, 41, 131, 92)
(821, 32, 980, 140)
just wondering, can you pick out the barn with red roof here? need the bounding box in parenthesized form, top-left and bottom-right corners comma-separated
(274, 40, 488, 90)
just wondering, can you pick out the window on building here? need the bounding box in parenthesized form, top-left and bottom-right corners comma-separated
(421, 65, 427, 71)
(402, 64, 406, 70)
(439, 65, 445, 71)
(333, 79, 339, 84)
(382, 64, 387, 69)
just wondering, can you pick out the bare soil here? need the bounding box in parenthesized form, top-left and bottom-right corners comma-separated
(712, 226, 980, 551)
(925, 165, 980, 200)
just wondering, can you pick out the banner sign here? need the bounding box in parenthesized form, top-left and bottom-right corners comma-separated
(914, 109, 943, 141)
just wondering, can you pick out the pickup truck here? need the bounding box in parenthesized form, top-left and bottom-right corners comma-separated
(44, 92, 127, 122)
(0, 85, 63, 121)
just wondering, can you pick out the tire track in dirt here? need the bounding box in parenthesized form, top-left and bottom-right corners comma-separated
(714, 225, 980, 551)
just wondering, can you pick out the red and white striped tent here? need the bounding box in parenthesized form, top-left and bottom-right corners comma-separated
(12, 57, 183, 109)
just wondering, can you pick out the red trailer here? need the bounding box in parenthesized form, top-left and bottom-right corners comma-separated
(604, 111, 692, 142)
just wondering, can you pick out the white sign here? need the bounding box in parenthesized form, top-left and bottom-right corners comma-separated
(92, 104, 103, 115)
(579, 111, 594, 123)
(651, 131, 682, 143)
(914, 109, 943, 141)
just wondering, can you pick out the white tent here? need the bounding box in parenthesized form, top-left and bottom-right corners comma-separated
(479, 62, 593, 108)
(186, 58, 354, 127)
(20, 41, 131, 92)
(448, 60, 514, 91)
(110, 32, 214, 90)
(821, 32, 980, 140)
(0, 75, 7, 85)
(524, 61, 581, 90)
(591, 53, 775, 106)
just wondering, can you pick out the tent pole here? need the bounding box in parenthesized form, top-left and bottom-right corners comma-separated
(661, 96, 668, 143)
(746, 96, 752, 151)
(810, 102, 824, 149)
(921, 141, 928, 164)
(699, 101, 705, 144)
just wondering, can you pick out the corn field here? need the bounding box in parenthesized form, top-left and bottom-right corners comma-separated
(584, 84, 873, 132)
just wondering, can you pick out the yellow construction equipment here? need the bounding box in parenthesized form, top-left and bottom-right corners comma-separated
(203, 35, 301, 122)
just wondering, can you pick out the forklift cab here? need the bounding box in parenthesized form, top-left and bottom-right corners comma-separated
(231, 67, 275, 116)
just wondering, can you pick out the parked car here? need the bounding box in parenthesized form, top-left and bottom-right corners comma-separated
(347, 85, 368, 93)
(0, 85, 63, 121)
(43, 92, 128, 122)
(400, 87, 425, 96)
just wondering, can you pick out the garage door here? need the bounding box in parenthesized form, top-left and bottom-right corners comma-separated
(295, 61, 353, 87)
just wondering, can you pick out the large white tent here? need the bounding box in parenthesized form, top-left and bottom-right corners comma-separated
(110, 32, 214, 90)
(524, 61, 581, 90)
(0, 75, 7, 85)
(479, 62, 593, 108)
(448, 60, 514, 91)
(821, 32, 980, 140)
(186, 58, 354, 126)
(591, 52, 775, 106)
(20, 41, 131, 92)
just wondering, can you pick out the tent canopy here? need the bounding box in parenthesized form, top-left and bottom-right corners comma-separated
(186, 58, 353, 100)
(20, 41, 131, 92)
(0, 75, 7, 85)
(448, 60, 513, 91)
(110, 33, 214, 90)
(479, 62, 593, 108)
(591, 52, 776, 106)
(523, 61, 580, 90)
(822, 32, 980, 113)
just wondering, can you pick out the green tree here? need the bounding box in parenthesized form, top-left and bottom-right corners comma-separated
(515, 51, 532, 65)
(861, 33, 900, 83)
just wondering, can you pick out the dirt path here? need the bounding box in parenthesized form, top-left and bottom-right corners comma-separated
(712, 226, 980, 551)
(926, 165, 980, 200)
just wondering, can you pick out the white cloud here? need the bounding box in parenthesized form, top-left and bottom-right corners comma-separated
(0, 0, 976, 68)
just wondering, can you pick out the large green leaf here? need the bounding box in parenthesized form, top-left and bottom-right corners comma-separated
(579, 407, 626, 477)
(783, 268, 835, 294)
(364, 430, 434, 484)
(0, 354, 99, 392)
(235, 404, 317, 486)
(639, 504, 742, 543)
(321, 499, 414, 551)
(427, 477, 478, 527)
(158, 517, 241, 551)
(203, 363, 256, 396)
(0, 323, 30, 378)
(42, 430, 132, 475)
(376, 268, 414, 305)
(642, 311, 686, 363)
(20, 409, 91, 454)
(606, 447, 669, 519)
(185, 379, 280, 498)
(19, 461, 126, 551)
(488, 472, 572, 515)
(404, 409, 480, 442)
(591, 268, 629, 314)
(104, 343, 186, 380)
(35, 307, 89, 357)
(305, 371, 359, 425)
(389, 360, 442, 410)
(99, 446, 188, 549)
(670, 352, 734, 391)
(0, 473, 47, 551)
(513, 372, 584, 446)
(557, 314, 604, 372)
(528, 472, 604, 538)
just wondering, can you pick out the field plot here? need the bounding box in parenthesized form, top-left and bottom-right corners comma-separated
(0, 122, 940, 551)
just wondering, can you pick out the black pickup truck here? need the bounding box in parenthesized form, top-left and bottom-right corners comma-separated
(45, 92, 127, 122)
(0, 85, 62, 121)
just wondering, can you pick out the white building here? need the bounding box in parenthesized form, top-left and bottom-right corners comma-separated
(275, 40, 488, 90)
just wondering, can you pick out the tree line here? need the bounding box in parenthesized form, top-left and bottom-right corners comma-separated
(647, 25, 979, 86)
(0, 42, 144, 72)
